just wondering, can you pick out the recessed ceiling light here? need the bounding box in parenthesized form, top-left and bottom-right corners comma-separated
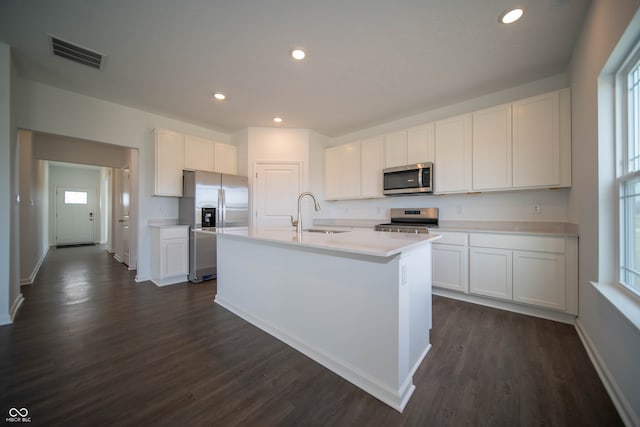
(499, 7, 525, 24)
(213, 93, 226, 101)
(291, 49, 306, 60)
(273, 117, 283, 123)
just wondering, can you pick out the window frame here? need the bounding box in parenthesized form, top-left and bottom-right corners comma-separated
(616, 39, 640, 298)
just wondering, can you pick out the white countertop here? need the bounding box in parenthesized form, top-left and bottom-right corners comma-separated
(313, 218, 578, 237)
(148, 224, 189, 229)
(216, 227, 440, 257)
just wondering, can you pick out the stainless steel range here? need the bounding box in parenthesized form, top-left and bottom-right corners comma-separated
(375, 208, 438, 233)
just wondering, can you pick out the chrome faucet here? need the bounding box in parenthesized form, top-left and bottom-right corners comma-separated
(291, 192, 321, 234)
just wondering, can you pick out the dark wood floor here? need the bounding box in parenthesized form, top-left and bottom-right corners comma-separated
(0, 245, 621, 426)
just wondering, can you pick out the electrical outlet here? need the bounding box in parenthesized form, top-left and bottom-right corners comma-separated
(533, 203, 541, 214)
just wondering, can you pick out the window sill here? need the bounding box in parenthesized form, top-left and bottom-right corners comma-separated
(590, 281, 640, 333)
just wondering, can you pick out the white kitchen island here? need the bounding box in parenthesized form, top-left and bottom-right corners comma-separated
(214, 227, 440, 412)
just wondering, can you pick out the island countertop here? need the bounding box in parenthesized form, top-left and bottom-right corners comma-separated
(216, 227, 440, 257)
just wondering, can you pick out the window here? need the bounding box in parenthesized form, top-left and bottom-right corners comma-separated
(618, 45, 640, 295)
(64, 190, 88, 205)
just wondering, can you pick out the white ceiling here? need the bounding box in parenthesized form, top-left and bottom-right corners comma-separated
(0, 0, 590, 137)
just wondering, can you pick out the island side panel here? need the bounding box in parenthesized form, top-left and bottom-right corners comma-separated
(402, 243, 432, 375)
(215, 233, 415, 410)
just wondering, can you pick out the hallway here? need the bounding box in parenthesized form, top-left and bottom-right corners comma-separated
(0, 245, 622, 426)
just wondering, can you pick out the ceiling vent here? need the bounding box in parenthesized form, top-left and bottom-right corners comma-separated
(50, 35, 105, 70)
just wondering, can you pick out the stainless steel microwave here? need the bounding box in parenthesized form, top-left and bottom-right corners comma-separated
(383, 162, 433, 195)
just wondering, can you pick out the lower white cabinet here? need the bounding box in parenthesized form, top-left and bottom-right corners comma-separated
(469, 247, 513, 300)
(433, 231, 578, 316)
(432, 232, 468, 292)
(150, 225, 189, 286)
(513, 251, 566, 310)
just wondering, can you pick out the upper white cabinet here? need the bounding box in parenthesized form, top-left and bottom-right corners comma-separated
(324, 146, 342, 200)
(155, 129, 239, 197)
(407, 123, 435, 164)
(360, 136, 385, 198)
(154, 129, 184, 197)
(434, 113, 472, 193)
(512, 89, 571, 188)
(322, 88, 571, 200)
(342, 142, 361, 198)
(472, 103, 512, 191)
(214, 142, 238, 175)
(184, 134, 215, 172)
(384, 131, 408, 168)
(384, 125, 434, 168)
(324, 142, 361, 200)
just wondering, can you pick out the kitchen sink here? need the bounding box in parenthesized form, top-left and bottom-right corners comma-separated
(303, 229, 350, 234)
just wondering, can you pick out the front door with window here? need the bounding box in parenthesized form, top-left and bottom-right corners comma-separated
(55, 187, 97, 246)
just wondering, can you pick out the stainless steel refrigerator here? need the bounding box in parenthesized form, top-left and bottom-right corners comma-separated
(179, 170, 249, 282)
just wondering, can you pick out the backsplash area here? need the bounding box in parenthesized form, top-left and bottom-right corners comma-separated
(316, 188, 571, 222)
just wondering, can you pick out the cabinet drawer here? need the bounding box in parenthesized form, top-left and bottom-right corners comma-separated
(433, 231, 468, 246)
(161, 227, 188, 240)
(469, 233, 565, 253)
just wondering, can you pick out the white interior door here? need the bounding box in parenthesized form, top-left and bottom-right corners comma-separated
(120, 168, 131, 266)
(254, 162, 301, 227)
(55, 187, 97, 245)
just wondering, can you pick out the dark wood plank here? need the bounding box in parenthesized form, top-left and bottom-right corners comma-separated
(0, 245, 622, 426)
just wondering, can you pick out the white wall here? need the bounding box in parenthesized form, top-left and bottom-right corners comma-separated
(568, 1, 640, 425)
(0, 42, 16, 324)
(19, 130, 49, 285)
(14, 78, 231, 282)
(245, 127, 312, 225)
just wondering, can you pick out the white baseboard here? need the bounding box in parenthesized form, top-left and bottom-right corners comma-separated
(9, 293, 25, 323)
(433, 288, 577, 324)
(134, 274, 150, 283)
(20, 246, 50, 285)
(215, 295, 417, 413)
(575, 319, 638, 427)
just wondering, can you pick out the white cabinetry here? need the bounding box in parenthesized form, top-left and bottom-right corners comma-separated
(407, 123, 435, 164)
(320, 89, 571, 201)
(184, 134, 215, 172)
(384, 125, 434, 168)
(214, 142, 238, 175)
(434, 114, 472, 193)
(324, 146, 342, 200)
(150, 226, 189, 286)
(467, 233, 576, 314)
(155, 128, 239, 198)
(384, 131, 408, 168)
(432, 232, 468, 292)
(360, 136, 385, 198)
(512, 89, 571, 188)
(154, 129, 184, 197)
(469, 247, 513, 300)
(324, 142, 361, 200)
(513, 251, 566, 310)
(472, 103, 512, 191)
